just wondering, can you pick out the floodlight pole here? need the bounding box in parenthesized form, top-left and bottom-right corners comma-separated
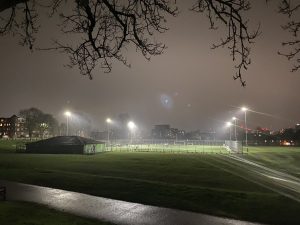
(66, 116, 69, 136)
(127, 121, 136, 145)
(233, 118, 237, 141)
(106, 118, 112, 146)
(241, 107, 248, 151)
(107, 123, 110, 144)
(245, 111, 248, 147)
(64, 111, 72, 136)
(234, 120, 237, 141)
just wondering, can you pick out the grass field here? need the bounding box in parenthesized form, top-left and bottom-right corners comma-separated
(111, 143, 227, 153)
(243, 146, 300, 178)
(0, 140, 300, 224)
(0, 201, 112, 225)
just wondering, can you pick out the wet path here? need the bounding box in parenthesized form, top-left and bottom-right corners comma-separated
(0, 180, 263, 225)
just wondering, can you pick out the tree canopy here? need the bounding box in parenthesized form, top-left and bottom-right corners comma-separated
(0, 0, 299, 86)
(19, 107, 58, 138)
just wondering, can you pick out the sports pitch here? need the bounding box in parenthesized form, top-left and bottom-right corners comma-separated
(107, 139, 243, 153)
(110, 143, 227, 153)
(0, 140, 300, 224)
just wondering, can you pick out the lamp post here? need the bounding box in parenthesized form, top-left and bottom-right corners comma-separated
(242, 107, 248, 148)
(64, 111, 72, 136)
(106, 118, 112, 144)
(127, 121, 136, 144)
(232, 117, 237, 141)
(226, 122, 232, 141)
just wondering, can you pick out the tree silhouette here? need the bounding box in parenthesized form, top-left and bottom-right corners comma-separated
(277, 0, 300, 72)
(0, 0, 299, 86)
(19, 107, 43, 139)
(19, 107, 58, 139)
(191, 0, 260, 86)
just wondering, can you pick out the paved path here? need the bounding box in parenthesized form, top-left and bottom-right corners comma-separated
(0, 180, 263, 225)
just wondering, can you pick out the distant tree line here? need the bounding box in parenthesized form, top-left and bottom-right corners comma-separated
(246, 127, 300, 146)
(19, 107, 59, 139)
(149, 125, 300, 146)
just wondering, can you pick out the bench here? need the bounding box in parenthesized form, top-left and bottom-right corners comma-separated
(0, 186, 6, 201)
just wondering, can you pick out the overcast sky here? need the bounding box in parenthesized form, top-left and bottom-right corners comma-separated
(0, 0, 299, 134)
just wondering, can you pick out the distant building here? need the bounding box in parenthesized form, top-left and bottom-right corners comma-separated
(0, 115, 26, 138)
(170, 128, 186, 139)
(152, 124, 171, 139)
(26, 136, 106, 154)
(151, 124, 185, 139)
(185, 130, 216, 140)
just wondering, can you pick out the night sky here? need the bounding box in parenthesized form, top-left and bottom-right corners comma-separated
(0, 1, 299, 134)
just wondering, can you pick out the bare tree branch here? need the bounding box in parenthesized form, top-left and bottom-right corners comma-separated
(0, 0, 298, 84)
(40, 0, 178, 78)
(278, 0, 300, 72)
(192, 0, 260, 86)
(0, 0, 38, 50)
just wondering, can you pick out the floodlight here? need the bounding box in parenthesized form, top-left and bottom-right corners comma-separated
(226, 122, 232, 127)
(106, 118, 112, 123)
(241, 107, 248, 112)
(232, 117, 237, 120)
(65, 111, 71, 117)
(128, 121, 136, 130)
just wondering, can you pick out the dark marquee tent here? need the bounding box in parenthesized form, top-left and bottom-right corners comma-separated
(26, 136, 106, 154)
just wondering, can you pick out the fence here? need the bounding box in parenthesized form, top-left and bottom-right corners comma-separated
(224, 140, 243, 153)
(103, 139, 233, 154)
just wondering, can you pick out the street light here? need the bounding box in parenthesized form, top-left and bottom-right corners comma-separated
(241, 107, 248, 148)
(226, 121, 232, 141)
(127, 121, 136, 144)
(232, 117, 237, 141)
(64, 111, 72, 136)
(106, 118, 112, 144)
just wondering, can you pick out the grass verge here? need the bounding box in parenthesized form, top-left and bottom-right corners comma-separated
(243, 146, 300, 178)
